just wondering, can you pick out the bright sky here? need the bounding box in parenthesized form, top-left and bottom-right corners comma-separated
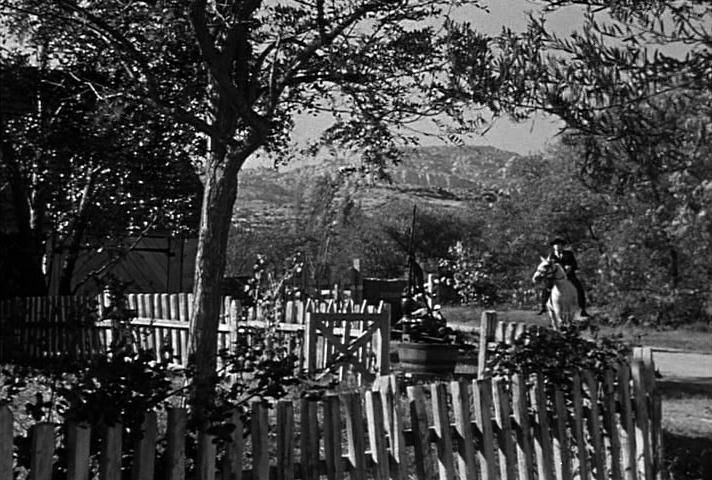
(281, 0, 585, 163)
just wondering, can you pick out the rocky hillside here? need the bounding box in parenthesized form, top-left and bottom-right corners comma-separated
(234, 145, 521, 229)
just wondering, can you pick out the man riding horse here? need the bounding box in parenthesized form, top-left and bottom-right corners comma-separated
(538, 238, 590, 318)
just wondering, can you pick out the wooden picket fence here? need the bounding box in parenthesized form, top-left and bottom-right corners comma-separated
(0, 294, 391, 378)
(0, 346, 662, 480)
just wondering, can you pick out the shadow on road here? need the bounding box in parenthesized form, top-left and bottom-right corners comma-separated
(657, 377, 712, 397)
(663, 431, 712, 480)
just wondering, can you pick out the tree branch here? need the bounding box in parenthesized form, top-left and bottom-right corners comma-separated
(273, 0, 402, 108)
(26, 1, 221, 137)
(189, 0, 271, 139)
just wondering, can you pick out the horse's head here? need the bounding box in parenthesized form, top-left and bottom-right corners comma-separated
(532, 256, 565, 284)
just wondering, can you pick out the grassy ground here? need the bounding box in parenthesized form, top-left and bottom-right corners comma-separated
(660, 393, 712, 479)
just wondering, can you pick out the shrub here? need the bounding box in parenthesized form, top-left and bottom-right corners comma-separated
(488, 324, 631, 397)
(437, 242, 500, 307)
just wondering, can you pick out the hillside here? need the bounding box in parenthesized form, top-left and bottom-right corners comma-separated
(234, 145, 521, 229)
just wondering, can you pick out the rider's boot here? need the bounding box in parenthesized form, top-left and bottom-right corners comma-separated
(537, 288, 549, 315)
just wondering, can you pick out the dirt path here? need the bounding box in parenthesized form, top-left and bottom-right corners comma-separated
(652, 348, 712, 396)
(653, 349, 712, 379)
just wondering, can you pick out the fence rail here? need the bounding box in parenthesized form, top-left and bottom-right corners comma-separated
(0, 348, 662, 480)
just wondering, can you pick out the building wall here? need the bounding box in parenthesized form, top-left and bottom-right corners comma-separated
(47, 235, 197, 295)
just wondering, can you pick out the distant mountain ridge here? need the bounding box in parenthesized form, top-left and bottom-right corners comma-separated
(234, 145, 520, 228)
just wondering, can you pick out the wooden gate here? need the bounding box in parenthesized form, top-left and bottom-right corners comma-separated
(304, 304, 391, 382)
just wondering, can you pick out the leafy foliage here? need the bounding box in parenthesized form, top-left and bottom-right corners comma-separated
(488, 324, 631, 394)
(198, 253, 305, 434)
(437, 241, 500, 307)
(446, 1, 712, 323)
(0, 54, 202, 295)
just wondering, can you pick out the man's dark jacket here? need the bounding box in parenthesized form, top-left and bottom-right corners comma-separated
(551, 250, 578, 277)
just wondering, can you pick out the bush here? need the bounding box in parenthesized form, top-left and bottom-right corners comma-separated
(488, 325, 631, 396)
(437, 242, 500, 307)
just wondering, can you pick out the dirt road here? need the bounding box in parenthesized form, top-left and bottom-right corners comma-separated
(653, 349, 712, 378)
(652, 348, 712, 396)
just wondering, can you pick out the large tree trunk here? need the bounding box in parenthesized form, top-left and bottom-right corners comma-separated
(188, 137, 262, 480)
(187, 83, 265, 475)
(188, 143, 240, 426)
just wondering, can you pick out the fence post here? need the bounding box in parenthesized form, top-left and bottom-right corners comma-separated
(228, 299, 241, 347)
(431, 383, 456, 480)
(131, 412, 157, 480)
(377, 304, 391, 375)
(512, 374, 534, 480)
(30, 422, 55, 480)
(583, 370, 608, 480)
(276, 402, 294, 480)
(324, 395, 345, 480)
(474, 378, 497, 480)
(493, 378, 517, 480)
(67, 421, 91, 480)
(451, 380, 477, 480)
(153, 293, 163, 319)
(342, 392, 367, 480)
(221, 410, 244, 480)
(618, 363, 638, 480)
(166, 408, 186, 480)
(552, 385, 572, 480)
(300, 397, 320, 480)
(252, 402, 270, 480)
(602, 369, 624, 480)
(407, 385, 437, 480)
(365, 391, 390, 480)
(285, 300, 294, 324)
(351, 259, 363, 304)
(632, 359, 653, 480)
(197, 431, 217, 480)
(304, 312, 317, 375)
(478, 310, 497, 378)
(495, 321, 507, 343)
(637, 348, 664, 480)
(0, 405, 12, 480)
(161, 294, 170, 321)
(571, 372, 591, 480)
(530, 373, 555, 480)
(100, 422, 123, 480)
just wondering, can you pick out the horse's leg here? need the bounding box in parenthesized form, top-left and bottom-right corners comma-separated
(548, 306, 559, 331)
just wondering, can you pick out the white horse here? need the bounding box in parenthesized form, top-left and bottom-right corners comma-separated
(532, 256, 578, 330)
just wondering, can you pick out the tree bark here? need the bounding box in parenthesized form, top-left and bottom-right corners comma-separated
(188, 143, 239, 425)
(188, 124, 263, 429)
